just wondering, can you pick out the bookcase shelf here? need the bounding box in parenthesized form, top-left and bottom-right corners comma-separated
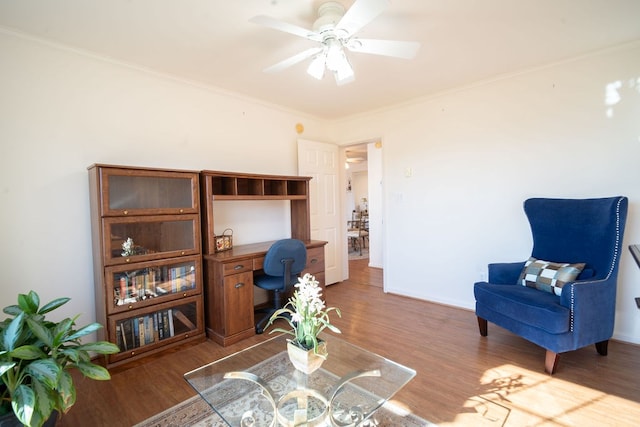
(89, 164, 205, 368)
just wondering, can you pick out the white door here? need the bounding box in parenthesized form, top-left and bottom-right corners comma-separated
(297, 139, 343, 285)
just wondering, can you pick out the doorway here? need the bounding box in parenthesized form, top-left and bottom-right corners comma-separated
(346, 145, 369, 261)
(342, 141, 383, 282)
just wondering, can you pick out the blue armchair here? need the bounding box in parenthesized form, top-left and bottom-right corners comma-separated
(474, 196, 628, 374)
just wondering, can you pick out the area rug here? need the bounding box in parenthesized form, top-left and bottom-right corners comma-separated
(136, 350, 433, 426)
(134, 394, 434, 426)
(348, 246, 369, 260)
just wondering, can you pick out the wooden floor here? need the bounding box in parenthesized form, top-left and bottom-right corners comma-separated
(60, 258, 640, 426)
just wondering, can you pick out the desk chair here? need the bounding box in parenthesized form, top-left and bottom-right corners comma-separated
(254, 239, 307, 334)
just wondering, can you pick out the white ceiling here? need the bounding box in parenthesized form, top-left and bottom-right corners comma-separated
(1, 0, 639, 119)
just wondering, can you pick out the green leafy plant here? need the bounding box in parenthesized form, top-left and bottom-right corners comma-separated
(0, 291, 119, 426)
(265, 273, 341, 356)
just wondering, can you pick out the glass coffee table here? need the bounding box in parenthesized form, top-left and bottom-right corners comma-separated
(184, 333, 416, 426)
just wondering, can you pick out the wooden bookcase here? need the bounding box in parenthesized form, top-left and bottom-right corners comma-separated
(88, 164, 205, 367)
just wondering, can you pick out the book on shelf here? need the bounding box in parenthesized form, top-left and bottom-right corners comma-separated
(168, 308, 175, 337)
(120, 318, 133, 351)
(132, 317, 140, 348)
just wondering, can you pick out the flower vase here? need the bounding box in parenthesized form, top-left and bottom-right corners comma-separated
(287, 340, 327, 374)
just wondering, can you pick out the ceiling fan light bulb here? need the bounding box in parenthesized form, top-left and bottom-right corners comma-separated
(336, 51, 353, 77)
(334, 56, 354, 85)
(325, 38, 344, 71)
(307, 54, 326, 80)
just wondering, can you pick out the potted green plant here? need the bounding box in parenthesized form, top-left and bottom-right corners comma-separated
(265, 273, 341, 373)
(0, 290, 119, 427)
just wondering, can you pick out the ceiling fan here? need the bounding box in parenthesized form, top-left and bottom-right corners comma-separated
(250, 0, 420, 85)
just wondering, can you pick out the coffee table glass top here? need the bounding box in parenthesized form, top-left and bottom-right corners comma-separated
(184, 333, 416, 426)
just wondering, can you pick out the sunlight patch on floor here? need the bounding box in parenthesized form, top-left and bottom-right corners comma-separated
(440, 363, 640, 426)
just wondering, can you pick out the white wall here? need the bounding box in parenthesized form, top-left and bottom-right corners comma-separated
(331, 42, 640, 344)
(0, 30, 330, 326)
(2, 28, 640, 345)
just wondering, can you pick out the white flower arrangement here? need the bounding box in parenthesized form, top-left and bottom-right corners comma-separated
(266, 273, 341, 356)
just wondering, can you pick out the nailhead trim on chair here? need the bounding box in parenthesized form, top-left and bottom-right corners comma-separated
(569, 196, 624, 333)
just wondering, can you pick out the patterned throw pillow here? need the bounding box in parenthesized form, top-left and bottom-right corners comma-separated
(519, 257, 585, 296)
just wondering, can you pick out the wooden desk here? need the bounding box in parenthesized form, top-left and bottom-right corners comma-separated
(203, 240, 327, 346)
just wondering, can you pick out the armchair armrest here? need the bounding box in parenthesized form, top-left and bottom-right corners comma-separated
(560, 278, 616, 338)
(488, 262, 525, 285)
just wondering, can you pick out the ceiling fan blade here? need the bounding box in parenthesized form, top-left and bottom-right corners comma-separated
(335, 0, 390, 38)
(263, 47, 324, 73)
(250, 15, 322, 42)
(346, 38, 420, 59)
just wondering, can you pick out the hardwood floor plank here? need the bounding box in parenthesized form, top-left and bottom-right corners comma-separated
(59, 260, 640, 426)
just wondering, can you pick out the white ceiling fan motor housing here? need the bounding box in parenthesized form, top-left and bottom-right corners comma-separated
(313, 1, 346, 35)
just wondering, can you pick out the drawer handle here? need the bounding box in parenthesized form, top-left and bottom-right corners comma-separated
(123, 210, 128, 215)
(234, 264, 244, 270)
(125, 258, 131, 263)
(235, 282, 245, 289)
(310, 258, 318, 264)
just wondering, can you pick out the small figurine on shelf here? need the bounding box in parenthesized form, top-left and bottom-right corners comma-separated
(121, 237, 136, 257)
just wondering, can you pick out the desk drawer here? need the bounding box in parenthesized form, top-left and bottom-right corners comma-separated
(253, 257, 264, 271)
(222, 260, 252, 276)
(304, 246, 325, 274)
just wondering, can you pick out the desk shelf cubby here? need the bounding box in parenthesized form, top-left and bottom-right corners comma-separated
(200, 170, 312, 255)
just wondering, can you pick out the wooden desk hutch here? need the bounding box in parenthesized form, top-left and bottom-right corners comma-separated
(200, 170, 326, 346)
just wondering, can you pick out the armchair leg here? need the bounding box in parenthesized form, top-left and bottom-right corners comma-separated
(477, 317, 488, 336)
(545, 350, 560, 374)
(595, 340, 609, 356)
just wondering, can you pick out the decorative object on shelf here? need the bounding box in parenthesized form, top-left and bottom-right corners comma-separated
(120, 237, 148, 257)
(213, 228, 233, 252)
(0, 291, 119, 427)
(121, 237, 135, 256)
(265, 273, 341, 372)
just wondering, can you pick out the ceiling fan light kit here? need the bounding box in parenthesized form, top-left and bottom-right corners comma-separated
(250, 0, 420, 85)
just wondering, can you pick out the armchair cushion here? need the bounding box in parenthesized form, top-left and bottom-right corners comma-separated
(474, 282, 570, 334)
(518, 257, 585, 296)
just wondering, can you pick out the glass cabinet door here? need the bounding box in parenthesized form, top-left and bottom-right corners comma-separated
(109, 297, 202, 361)
(103, 214, 200, 265)
(100, 168, 199, 216)
(105, 256, 201, 314)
